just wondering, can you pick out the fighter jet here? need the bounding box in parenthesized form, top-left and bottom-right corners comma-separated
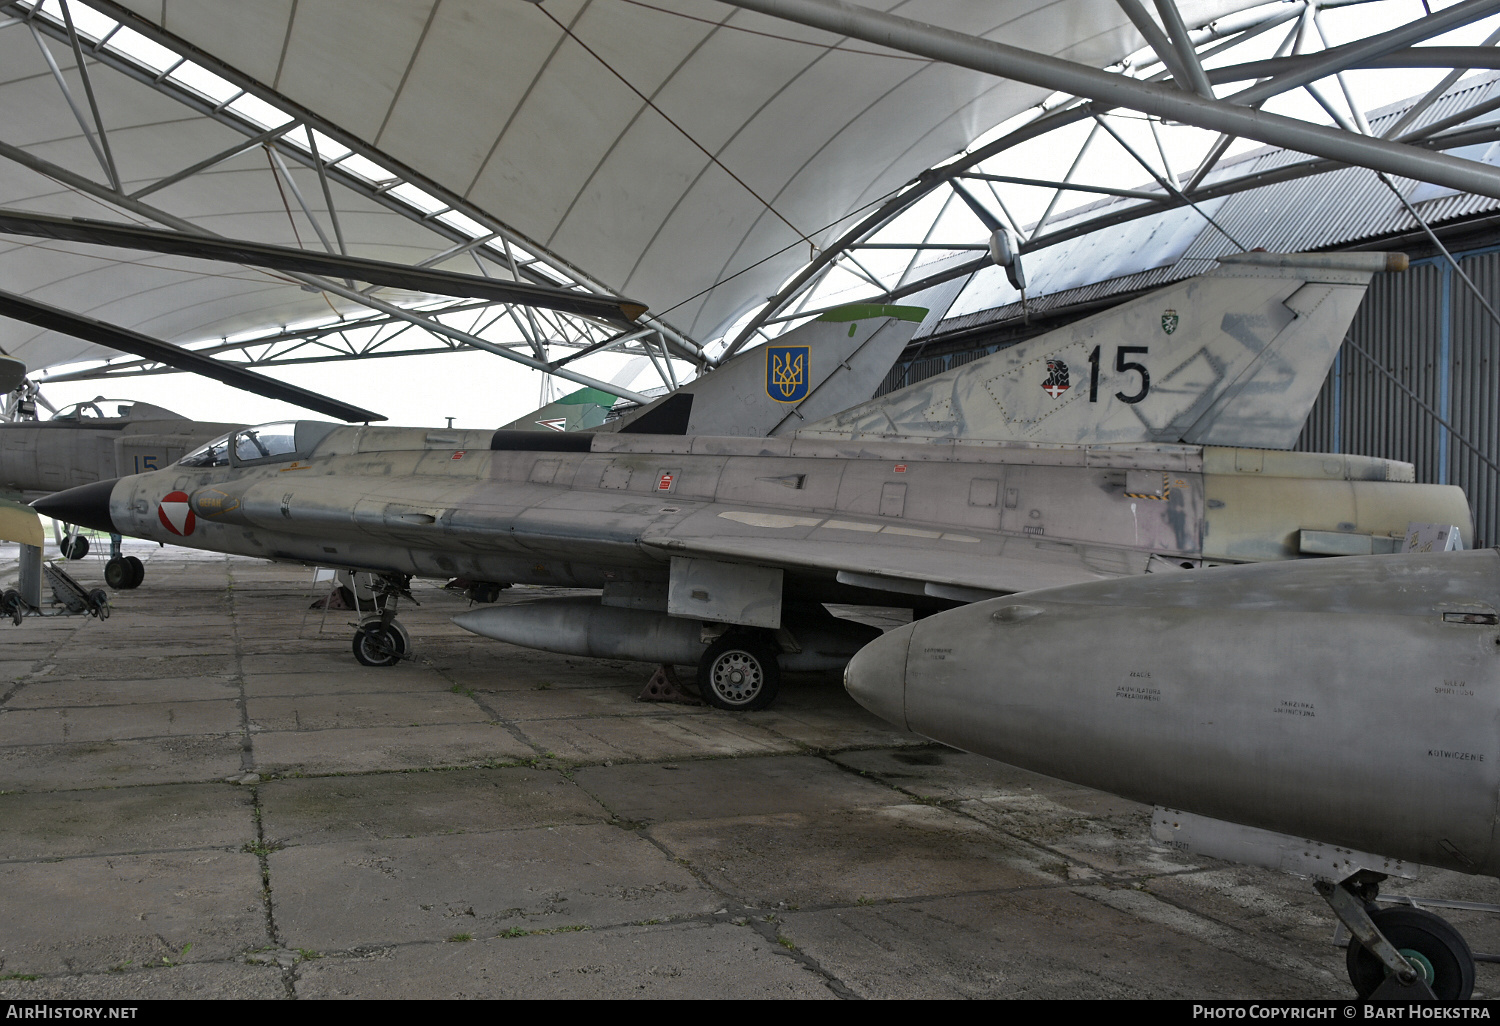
(0, 397, 240, 502)
(33, 251, 1471, 712)
(844, 545, 1498, 999)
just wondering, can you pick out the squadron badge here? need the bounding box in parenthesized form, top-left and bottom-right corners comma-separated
(1041, 358, 1071, 399)
(766, 345, 810, 403)
(1161, 309, 1179, 335)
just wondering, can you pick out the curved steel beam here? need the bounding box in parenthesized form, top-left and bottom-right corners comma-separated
(719, 99, 1098, 359)
(1206, 46, 1500, 84)
(715, 0, 1500, 199)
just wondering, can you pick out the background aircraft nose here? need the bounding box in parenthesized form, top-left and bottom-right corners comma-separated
(32, 478, 119, 534)
(844, 623, 913, 730)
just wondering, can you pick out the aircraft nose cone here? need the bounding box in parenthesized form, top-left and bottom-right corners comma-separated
(844, 622, 913, 730)
(33, 478, 119, 534)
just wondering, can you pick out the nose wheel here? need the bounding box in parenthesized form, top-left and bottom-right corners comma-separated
(348, 573, 415, 667)
(352, 617, 410, 667)
(1319, 873, 1476, 1000)
(105, 556, 144, 590)
(1345, 905, 1475, 1000)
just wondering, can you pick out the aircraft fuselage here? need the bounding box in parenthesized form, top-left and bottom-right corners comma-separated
(67, 427, 1471, 609)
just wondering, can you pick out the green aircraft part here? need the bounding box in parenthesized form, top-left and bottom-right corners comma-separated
(816, 304, 927, 324)
(556, 387, 623, 407)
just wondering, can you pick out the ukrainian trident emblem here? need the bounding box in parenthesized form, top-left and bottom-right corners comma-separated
(1041, 358, 1070, 399)
(766, 345, 810, 403)
(1161, 309, 1179, 335)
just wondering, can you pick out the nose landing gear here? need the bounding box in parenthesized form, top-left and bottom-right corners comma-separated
(349, 573, 415, 667)
(1320, 871, 1476, 1000)
(105, 555, 144, 589)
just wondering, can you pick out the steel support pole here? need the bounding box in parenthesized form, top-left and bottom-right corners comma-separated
(1153, 0, 1215, 97)
(1116, 0, 1198, 92)
(715, 0, 1500, 200)
(1228, 0, 1500, 106)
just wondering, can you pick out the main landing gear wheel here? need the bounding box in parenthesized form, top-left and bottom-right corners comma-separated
(698, 635, 780, 711)
(1346, 906, 1476, 1000)
(352, 618, 409, 667)
(105, 556, 145, 590)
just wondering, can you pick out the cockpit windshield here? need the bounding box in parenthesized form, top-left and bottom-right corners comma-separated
(177, 433, 232, 468)
(175, 421, 335, 469)
(233, 423, 299, 463)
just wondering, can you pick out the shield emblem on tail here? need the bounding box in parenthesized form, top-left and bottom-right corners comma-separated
(1162, 309, 1179, 335)
(1041, 358, 1070, 399)
(766, 345, 810, 403)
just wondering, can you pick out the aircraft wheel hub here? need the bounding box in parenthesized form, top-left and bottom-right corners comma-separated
(697, 636, 781, 711)
(711, 652, 762, 703)
(1399, 949, 1436, 987)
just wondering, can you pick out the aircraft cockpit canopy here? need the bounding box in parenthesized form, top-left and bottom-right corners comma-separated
(233, 423, 298, 463)
(51, 399, 186, 422)
(177, 432, 231, 468)
(177, 421, 338, 469)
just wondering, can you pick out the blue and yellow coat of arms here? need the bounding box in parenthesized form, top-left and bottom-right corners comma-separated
(766, 345, 810, 403)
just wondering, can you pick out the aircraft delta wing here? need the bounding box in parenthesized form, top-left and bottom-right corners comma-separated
(844, 548, 1500, 999)
(31, 254, 1471, 712)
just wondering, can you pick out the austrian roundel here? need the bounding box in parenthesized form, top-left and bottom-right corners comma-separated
(157, 491, 196, 536)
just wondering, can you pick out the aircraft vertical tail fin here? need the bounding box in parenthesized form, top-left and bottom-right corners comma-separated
(605, 304, 927, 437)
(798, 252, 1407, 450)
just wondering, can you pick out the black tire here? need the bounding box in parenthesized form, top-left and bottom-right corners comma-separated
(60, 534, 88, 560)
(89, 589, 110, 619)
(2, 589, 22, 626)
(125, 556, 145, 589)
(352, 621, 406, 667)
(698, 635, 781, 711)
(105, 558, 130, 589)
(1346, 906, 1475, 1000)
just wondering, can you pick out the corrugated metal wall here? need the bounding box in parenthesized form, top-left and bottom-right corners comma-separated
(1298, 252, 1500, 547)
(1449, 253, 1500, 549)
(1297, 262, 1446, 480)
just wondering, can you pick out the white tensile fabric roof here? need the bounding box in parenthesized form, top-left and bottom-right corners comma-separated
(3, 0, 1252, 372)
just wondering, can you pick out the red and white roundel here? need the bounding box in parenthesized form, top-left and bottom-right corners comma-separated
(157, 491, 196, 536)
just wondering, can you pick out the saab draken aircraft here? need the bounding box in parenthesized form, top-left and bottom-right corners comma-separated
(35, 252, 1471, 712)
(845, 546, 1497, 999)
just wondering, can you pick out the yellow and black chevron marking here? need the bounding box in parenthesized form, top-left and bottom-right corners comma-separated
(1124, 473, 1172, 501)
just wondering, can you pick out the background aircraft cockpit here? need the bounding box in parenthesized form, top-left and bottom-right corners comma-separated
(50, 399, 186, 422)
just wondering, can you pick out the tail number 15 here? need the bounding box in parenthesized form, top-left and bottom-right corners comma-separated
(1087, 345, 1150, 405)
